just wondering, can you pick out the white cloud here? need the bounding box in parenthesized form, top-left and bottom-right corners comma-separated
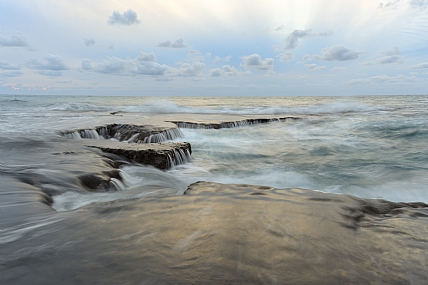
(314, 45, 365, 61)
(83, 53, 167, 76)
(410, 62, 428, 69)
(157, 38, 190, 49)
(27, 54, 69, 76)
(302, 54, 312, 61)
(107, 9, 140, 25)
(0, 32, 29, 47)
(332, 66, 348, 71)
(304, 63, 326, 71)
(277, 52, 294, 62)
(210, 65, 239, 77)
(242, 54, 274, 71)
(84, 38, 96, 47)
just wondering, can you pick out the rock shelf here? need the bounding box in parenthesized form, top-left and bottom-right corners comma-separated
(87, 141, 192, 170)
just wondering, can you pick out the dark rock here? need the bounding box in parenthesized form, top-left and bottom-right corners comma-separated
(86, 141, 192, 170)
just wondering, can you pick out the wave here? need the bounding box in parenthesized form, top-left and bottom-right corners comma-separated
(118, 99, 388, 116)
(43, 103, 110, 112)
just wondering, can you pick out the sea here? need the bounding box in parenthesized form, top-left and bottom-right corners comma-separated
(1, 94, 428, 284)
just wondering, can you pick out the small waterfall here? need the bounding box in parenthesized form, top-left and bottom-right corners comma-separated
(80, 129, 100, 139)
(109, 178, 126, 191)
(60, 125, 183, 144)
(171, 117, 299, 129)
(63, 131, 82, 139)
(168, 148, 191, 168)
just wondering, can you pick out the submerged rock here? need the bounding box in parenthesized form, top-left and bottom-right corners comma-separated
(168, 116, 299, 129)
(86, 141, 191, 170)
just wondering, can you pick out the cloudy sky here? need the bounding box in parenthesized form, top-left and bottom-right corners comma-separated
(2, 0, 428, 96)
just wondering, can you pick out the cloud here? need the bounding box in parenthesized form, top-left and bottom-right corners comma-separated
(304, 63, 326, 71)
(0, 61, 21, 70)
(136, 51, 156, 62)
(83, 52, 167, 76)
(84, 38, 96, 47)
(242, 54, 274, 71)
(275, 25, 285, 31)
(210, 65, 239, 77)
(107, 9, 140, 25)
(346, 74, 416, 85)
(0, 32, 29, 47)
(378, 55, 403, 64)
(360, 61, 375, 66)
(332, 67, 348, 71)
(409, 0, 428, 9)
(0, 71, 23, 77)
(376, 47, 403, 64)
(313, 45, 365, 61)
(169, 62, 205, 77)
(302, 54, 312, 61)
(283, 29, 314, 50)
(157, 38, 190, 49)
(378, 0, 401, 9)
(213, 55, 231, 62)
(27, 54, 69, 76)
(410, 62, 428, 69)
(277, 52, 294, 62)
(319, 30, 333, 36)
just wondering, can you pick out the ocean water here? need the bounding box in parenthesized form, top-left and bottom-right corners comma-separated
(1, 94, 428, 284)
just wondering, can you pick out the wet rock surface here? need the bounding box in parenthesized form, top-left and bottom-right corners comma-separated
(86, 141, 192, 170)
(168, 116, 300, 129)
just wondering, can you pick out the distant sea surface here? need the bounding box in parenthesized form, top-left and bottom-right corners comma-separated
(1, 94, 428, 284)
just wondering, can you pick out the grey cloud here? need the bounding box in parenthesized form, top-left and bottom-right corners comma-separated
(304, 64, 326, 71)
(170, 62, 205, 77)
(275, 25, 285, 31)
(157, 38, 189, 49)
(378, 55, 403, 64)
(210, 65, 239, 77)
(0, 32, 29, 47)
(409, 0, 428, 8)
(411, 62, 428, 69)
(0, 71, 23, 77)
(382, 47, 401, 56)
(136, 52, 156, 62)
(319, 30, 333, 36)
(82, 59, 92, 70)
(242, 54, 274, 71)
(346, 74, 416, 85)
(84, 38, 96, 46)
(378, 47, 403, 64)
(360, 61, 375, 66)
(284, 29, 314, 50)
(313, 45, 365, 61)
(378, 0, 401, 9)
(27, 54, 69, 76)
(0, 61, 21, 70)
(107, 9, 141, 25)
(277, 52, 294, 62)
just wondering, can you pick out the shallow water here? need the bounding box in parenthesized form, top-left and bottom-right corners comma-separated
(1, 94, 428, 284)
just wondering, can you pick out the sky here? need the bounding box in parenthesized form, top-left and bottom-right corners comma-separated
(1, 0, 428, 96)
